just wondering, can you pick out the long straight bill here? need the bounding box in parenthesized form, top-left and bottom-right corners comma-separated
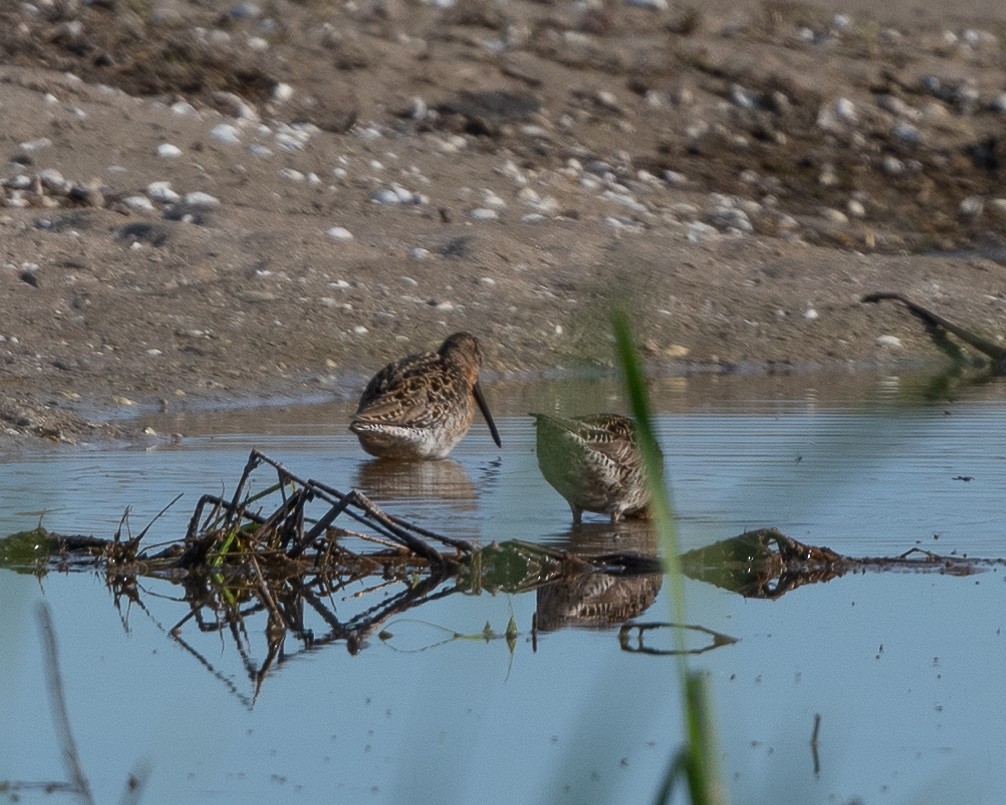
(473, 381, 502, 448)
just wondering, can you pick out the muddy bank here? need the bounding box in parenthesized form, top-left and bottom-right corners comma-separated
(2, 0, 1006, 444)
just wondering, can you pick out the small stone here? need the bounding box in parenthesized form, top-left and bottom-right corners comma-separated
(211, 124, 242, 144)
(123, 195, 156, 212)
(876, 335, 902, 348)
(468, 208, 499, 221)
(37, 169, 67, 193)
(988, 199, 1006, 221)
(20, 138, 52, 152)
(960, 196, 984, 217)
(157, 143, 183, 158)
(881, 156, 905, 176)
(211, 91, 259, 122)
(67, 184, 104, 207)
(803, 308, 819, 320)
(171, 101, 198, 116)
(481, 189, 506, 209)
(892, 121, 921, 144)
(184, 192, 220, 208)
(147, 181, 180, 204)
(327, 226, 354, 240)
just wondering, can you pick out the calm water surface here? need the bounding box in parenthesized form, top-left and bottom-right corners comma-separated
(3, 371, 1006, 804)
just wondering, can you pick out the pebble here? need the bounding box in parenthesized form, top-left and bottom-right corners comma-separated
(171, 101, 198, 116)
(147, 181, 180, 204)
(371, 185, 426, 205)
(327, 226, 354, 240)
(706, 203, 753, 234)
(481, 189, 506, 209)
(37, 169, 67, 193)
(184, 191, 221, 208)
(211, 124, 242, 144)
(20, 137, 52, 152)
(123, 195, 156, 212)
(469, 208, 499, 221)
(881, 155, 905, 176)
(211, 91, 259, 122)
(892, 121, 921, 144)
(157, 143, 183, 158)
(876, 335, 903, 348)
(687, 221, 720, 242)
(959, 196, 984, 217)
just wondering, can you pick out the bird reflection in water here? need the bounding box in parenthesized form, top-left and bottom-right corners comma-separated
(535, 520, 662, 631)
(353, 458, 477, 509)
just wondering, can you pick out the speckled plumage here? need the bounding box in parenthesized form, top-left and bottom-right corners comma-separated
(532, 412, 653, 524)
(350, 332, 501, 460)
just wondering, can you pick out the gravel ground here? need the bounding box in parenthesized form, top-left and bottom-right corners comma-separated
(2, 0, 1006, 445)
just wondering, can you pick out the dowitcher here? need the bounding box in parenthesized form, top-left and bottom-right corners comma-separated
(350, 332, 502, 460)
(531, 412, 654, 524)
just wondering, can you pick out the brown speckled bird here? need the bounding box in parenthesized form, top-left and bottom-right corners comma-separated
(350, 332, 501, 460)
(532, 412, 654, 524)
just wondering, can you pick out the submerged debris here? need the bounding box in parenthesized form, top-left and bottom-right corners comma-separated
(681, 527, 998, 598)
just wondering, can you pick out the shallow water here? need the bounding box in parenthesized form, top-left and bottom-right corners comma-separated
(3, 370, 1006, 804)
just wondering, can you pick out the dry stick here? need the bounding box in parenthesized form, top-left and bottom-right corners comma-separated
(384, 512, 475, 553)
(350, 490, 450, 564)
(862, 292, 1006, 369)
(239, 451, 409, 546)
(288, 491, 354, 558)
(248, 552, 290, 632)
(223, 449, 267, 531)
(247, 451, 457, 559)
(307, 480, 450, 564)
(134, 492, 184, 543)
(35, 603, 95, 805)
(184, 495, 268, 543)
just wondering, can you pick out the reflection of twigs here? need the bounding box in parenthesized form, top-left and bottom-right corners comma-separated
(617, 621, 738, 657)
(810, 712, 822, 777)
(171, 630, 254, 709)
(35, 602, 95, 804)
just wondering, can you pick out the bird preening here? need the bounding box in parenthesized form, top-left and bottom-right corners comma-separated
(350, 332, 502, 460)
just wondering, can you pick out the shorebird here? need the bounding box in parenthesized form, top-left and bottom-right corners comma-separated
(531, 412, 654, 524)
(350, 332, 502, 460)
